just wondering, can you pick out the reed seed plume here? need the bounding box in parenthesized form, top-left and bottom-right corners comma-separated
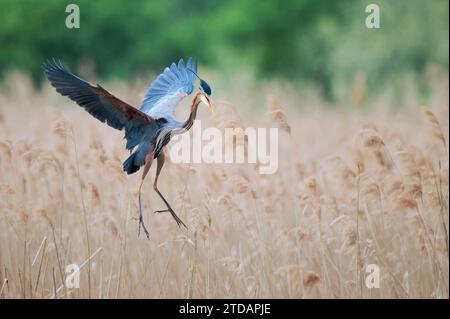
(0, 70, 448, 299)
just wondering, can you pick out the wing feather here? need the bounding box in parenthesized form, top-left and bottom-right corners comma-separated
(43, 59, 157, 151)
(139, 57, 197, 117)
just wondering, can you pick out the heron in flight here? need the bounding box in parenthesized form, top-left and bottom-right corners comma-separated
(43, 57, 214, 238)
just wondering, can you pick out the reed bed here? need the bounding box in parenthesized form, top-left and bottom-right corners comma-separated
(0, 70, 448, 298)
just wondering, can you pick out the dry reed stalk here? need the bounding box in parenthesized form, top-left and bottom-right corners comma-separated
(0, 71, 448, 299)
(69, 126, 92, 299)
(266, 95, 291, 134)
(355, 164, 363, 298)
(33, 238, 48, 296)
(424, 109, 448, 158)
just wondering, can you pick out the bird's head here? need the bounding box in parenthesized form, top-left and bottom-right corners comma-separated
(198, 84, 214, 114)
(194, 90, 214, 114)
(188, 68, 214, 113)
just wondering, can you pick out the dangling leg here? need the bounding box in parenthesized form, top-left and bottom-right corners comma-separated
(153, 152, 188, 229)
(137, 152, 153, 238)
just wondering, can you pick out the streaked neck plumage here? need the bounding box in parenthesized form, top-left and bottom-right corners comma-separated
(182, 93, 202, 131)
(154, 93, 203, 157)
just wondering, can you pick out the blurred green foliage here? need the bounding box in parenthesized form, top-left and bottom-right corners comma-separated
(0, 0, 448, 99)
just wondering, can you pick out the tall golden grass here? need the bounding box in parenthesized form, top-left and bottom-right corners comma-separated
(0, 69, 448, 298)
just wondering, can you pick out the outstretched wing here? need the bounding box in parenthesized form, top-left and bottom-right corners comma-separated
(43, 59, 154, 130)
(140, 57, 197, 118)
(43, 59, 157, 151)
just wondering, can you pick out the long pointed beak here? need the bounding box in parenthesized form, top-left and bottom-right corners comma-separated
(207, 100, 215, 113)
(200, 94, 214, 113)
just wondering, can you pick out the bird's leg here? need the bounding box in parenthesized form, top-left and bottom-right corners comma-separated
(137, 153, 153, 239)
(153, 152, 188, 229)
(137, 180, 150, 239)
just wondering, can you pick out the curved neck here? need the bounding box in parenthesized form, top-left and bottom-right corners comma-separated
(182, 94, 202, 131)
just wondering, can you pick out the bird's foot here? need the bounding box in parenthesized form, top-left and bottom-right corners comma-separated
(138, 191, 150, 239)
(154, 209, 169, 214)
(138, 213, 150, 239)
(153, 208, 188, 229)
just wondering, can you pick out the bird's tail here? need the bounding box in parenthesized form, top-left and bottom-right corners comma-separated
(123, 152, 140, 175)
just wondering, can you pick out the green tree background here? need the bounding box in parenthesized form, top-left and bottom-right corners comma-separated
(0, 0, 448, 100)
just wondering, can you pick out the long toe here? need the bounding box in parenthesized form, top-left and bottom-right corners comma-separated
(139, 219, 150, 239)
(154, 209, 169, 214)
(171, 210, 188, 229)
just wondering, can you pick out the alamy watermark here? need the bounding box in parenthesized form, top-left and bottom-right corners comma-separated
(65, 4, 80, 29)
(365, 264, 380, 289)
(65, 263, 80, 289)
(365, 4, 380, 29)
(163, 120, 279, 174)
